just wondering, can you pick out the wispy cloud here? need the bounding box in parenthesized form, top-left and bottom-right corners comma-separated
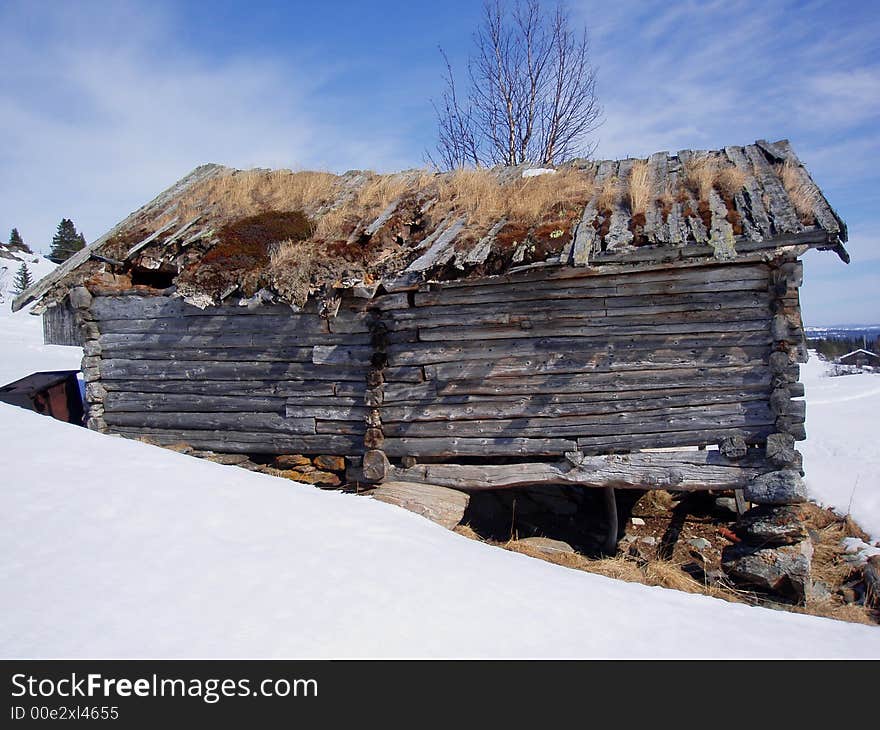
(0, 1, 409, 249)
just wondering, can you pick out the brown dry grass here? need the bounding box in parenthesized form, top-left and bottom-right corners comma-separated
(453, 501, 879, 627)
(596, 174, 621, 212)
(801, 502, 868, 588)
(436, 166, 595, 227)
(633, 489, 676, 516)
(777, 160, 818, 224)
(173, 169, 341, 227)
(313, 170, 434, 240)
(456, 525, 744, 602)
(684, 157, 747, 201)
(267, 238, 315, 306)
(150, 164, 596, 247)
(627, 160, 651, 216)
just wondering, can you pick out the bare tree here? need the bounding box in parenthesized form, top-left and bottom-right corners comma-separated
(430, 0, 601, 169)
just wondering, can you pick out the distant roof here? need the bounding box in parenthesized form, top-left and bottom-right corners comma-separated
(838, 349, 880, 361)
(15, 138, 849, 312)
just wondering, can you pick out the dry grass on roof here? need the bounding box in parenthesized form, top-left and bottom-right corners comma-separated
(441, 166, 595, 226)
(313, 165, 595, 240)
(777, 160, 818, 224)
(313, 170, 435, 240)
(597, 173, 622, 211)
(684, 156, 748, 201)
(627, 160, 651, 217)
(170, 169, 342, 228)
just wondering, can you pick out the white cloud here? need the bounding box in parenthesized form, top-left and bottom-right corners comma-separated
(0, 1, 408, 251)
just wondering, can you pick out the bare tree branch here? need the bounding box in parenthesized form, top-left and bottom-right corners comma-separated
(431, 0, 602, 169)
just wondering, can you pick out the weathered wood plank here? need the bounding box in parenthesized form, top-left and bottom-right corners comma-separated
(104, 393, 286, 413)
(96, 347, 317, 363)
(414, 264, 769, 306)
(383, 365, 772, 399)
(96, 315, 332, 336)
(385, 291, 772, 328)
(311, 345, 372, 366)
(101, 379, 339, 397)
(98, 359, 371, 381)
(396, 345, 770, 373)
(381, 382, 771, 406)
(420, 352, 770, 381)
(113, 428, 361, 454)
(745, 143, 801, 235)
(405, 216, 467, 272)
(382, 402, 774, 438)
(724, 145, 772, 240)
(386, 450, 769, 491)
(604, 158, 635, 252)
(105, 411, 317, 434)
(98, 332, 373, 349)
(91, 296, 321, 321)
(576, 426, 774, 452)
(381, 389, 769, 422)
(370, 481, 469, 529)
(382, 437, 577, 458)
(285, 404, 367, 420)
(315, 420, 366, 435)
(773, 139, 843, 235)
(123, 218, 181, 260)
(411, 313, 772, 343)
(414, 276, 769, 307)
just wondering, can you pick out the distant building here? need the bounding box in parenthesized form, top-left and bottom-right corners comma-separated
(837, 349, 880, 368)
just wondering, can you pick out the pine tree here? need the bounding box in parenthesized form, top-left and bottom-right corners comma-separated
(8, 228, 31, 253)
(12, 262, 33, 295)
(48, 219, 86, 263)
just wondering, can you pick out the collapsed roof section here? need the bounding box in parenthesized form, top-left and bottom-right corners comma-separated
(14, 139, 848, 313)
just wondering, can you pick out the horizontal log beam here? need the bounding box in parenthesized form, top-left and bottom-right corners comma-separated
(576, 426, 775, 453)
(101, 380, 341, 397)
(98, 332, 374, 349)
(381, 389, 769, 422)
(113, 428, 361, 455)
(391, 344, 769, 370)
(414, 273, 769, 307)
(382, 403, 774, 438)
(98, 359, 370, 382)
(104, 411, 317, 435)
(385, 292, 771, 327)
(423, 358, 770, 383)
(386, 450, 770, 491)
(382, 437, 577, 458)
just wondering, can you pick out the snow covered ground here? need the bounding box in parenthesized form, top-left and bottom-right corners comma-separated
(801, 356, 880, 540)
(0, 255, 82, 384)
(2, 402, 880, 658)
(1, 292, 878, 657)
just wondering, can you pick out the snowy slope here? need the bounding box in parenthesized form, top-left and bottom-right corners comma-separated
(801, 354, 880, 540)
(0, 251, 56, 306)
(0, 255, 83, 385)
(1, 304, 878, 658)
(1, 402, 879, 658)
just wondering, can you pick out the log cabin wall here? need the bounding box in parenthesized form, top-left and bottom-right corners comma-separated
(70, 256, 807, 483)
(42, 298, 84, 346)
(77, 293, 384, 456)
(377, 259, 802, 462)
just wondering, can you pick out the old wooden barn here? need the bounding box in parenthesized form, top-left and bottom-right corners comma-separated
(15, 139, 848, 594)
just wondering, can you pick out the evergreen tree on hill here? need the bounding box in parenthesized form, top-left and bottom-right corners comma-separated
(8, 228, 31, 254)
(48, 219, 87, 263)
(12, 262, 33, 295)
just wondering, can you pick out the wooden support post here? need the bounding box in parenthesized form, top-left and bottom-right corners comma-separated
(734, 489, 747, 515)
(604, 486, 618, 554)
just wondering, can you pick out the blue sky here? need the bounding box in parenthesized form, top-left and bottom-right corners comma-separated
(0, 0, 877, 324)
